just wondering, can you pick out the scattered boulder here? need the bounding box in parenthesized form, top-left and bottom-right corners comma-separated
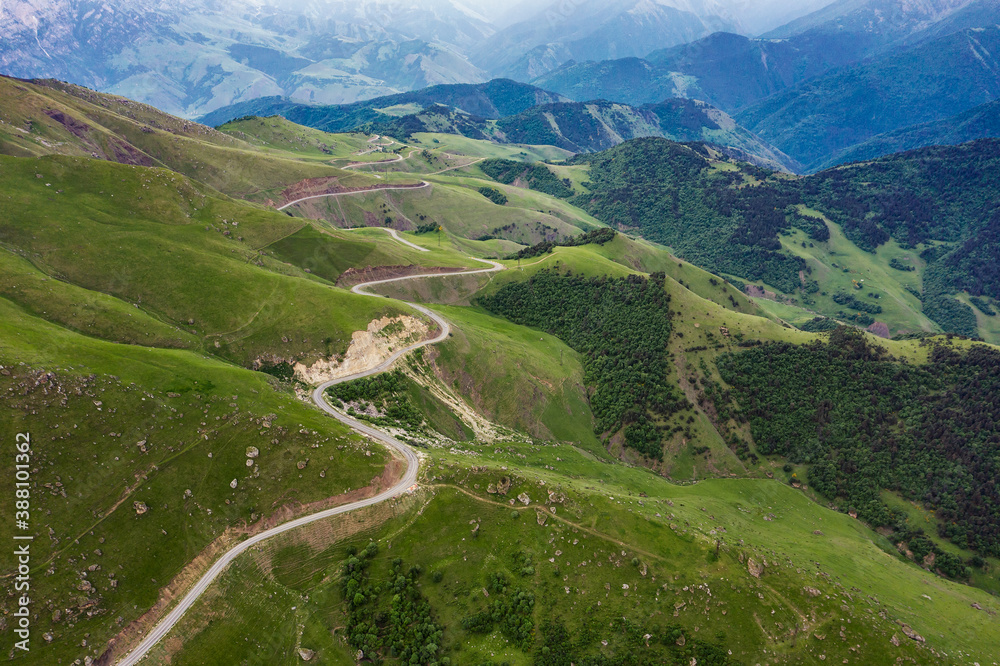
(747, 557, 763, 578)
(133, 501, 148, 515)
(517, 492, 531, 506)
(899, 624, 925, 643)
(496, 477, 512, 496)
(890, 634, 900, 647)
(230, 479, 238, 489)
(298, 648, 315, 661)
(246, 446, 259, 459)
(803, 587, 821, 597)
(297, 460, 308, 470)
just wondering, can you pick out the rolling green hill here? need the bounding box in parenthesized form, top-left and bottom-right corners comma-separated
(4, 83, 1000, 666)
(0, 76, 380, 199)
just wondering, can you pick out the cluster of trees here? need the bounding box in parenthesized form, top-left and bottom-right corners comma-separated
(889, 258, 915, 272)
(921, 295, 978, 338)
(461, 572, 535, 649)
(798, 317, 840, 333)
(479, 186, 509, 205)
(341, 544, 446, 665)
(832, 291, 882, 315)
(715, 327, 1000, 562)
(535, 618, 736, 666)
(481, 158, 575, 198)
(505, 228, 617, 261)
(479, 270, 689, 458)
(327, 370, 425, 431)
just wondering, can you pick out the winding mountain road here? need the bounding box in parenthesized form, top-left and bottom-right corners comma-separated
(116, 257, 503, 665)
(276, 182, 430, 211)
(344, 227, 430, 253)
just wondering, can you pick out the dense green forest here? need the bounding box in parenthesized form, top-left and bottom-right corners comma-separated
(715, 328, 1000, 565)
(480, 158, 575, 198)
(571, 138, 1000, 335)
(569, 139, 806, 292)
(479, 271, 688, 458)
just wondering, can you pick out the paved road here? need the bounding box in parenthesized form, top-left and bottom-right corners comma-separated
(116, 257, 503, 665)
(344, 227, 430, 253)
(276, 182, 430, 211)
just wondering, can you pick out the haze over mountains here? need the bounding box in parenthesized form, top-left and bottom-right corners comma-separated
(0, 0, 829, 118)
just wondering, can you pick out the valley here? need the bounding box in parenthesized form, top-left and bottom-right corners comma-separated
(2, 17, 1000, 661)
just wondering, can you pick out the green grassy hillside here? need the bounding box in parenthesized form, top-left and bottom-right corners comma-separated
(0, 155, 415, 367)
(0, 296, 391, 666)
(149, 440, 1000, 665)
(4, 87, 1000, 666)
(568, 137, 1000, 342)
(0, 77, 380, 199)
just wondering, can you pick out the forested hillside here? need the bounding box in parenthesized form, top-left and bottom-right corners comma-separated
(571, 137, 1000, 337)
(479, 271, 688, 458)
(716, 328, 1000, 568)
(568, 138, 807, 292)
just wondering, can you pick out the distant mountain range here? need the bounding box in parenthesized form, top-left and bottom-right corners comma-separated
(738, 24, 1000, 171)
(535, 0, 984, 111)
(0, 0, 495, 118)
(3, 0, 999, 169)
(0, 0, 828, 119)
(827, 100, 1000, 167)
(200, 79, 798, 171)
(535, 0, 1000, 170)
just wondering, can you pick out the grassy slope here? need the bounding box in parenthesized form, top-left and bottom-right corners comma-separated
(262, 225, 476, 286)
(0, 297, 390, 666)
(6, 105, 996, 664)
(217, 116, 395, 164)
(0, 77, 378, 199)
(309, 181, 595, 245)
(411, 132, 575, 161)
(431, 305, 604, 454)
(0, 155, 413, 367)
(157, 440, 1000, 665)
(773, 208, 938, 335)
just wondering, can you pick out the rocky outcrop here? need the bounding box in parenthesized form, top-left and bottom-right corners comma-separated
(294, 316, 429, 385)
